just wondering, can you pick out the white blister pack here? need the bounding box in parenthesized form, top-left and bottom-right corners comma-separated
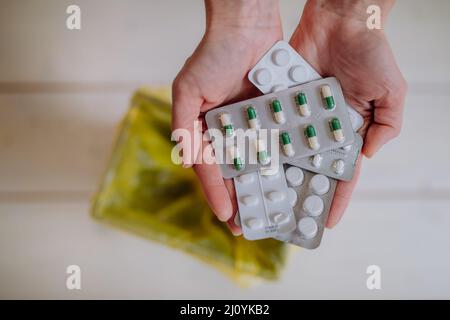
(205, 78, 356, 179)
(275, 165, 337, 249)
(234, 165, 297, 240)
(248, 40, 321, 93)
(248, 40, 364, 132)
(288, 134, 363, 181)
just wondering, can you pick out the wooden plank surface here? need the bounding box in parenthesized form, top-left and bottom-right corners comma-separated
(1, 199, 449, 299)
(0, 0, 449, 85)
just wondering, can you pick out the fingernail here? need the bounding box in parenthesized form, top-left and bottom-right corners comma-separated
(232, 230, 242, 236)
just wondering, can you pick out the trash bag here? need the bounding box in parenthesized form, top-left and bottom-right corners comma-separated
(91, 87, 288, 283)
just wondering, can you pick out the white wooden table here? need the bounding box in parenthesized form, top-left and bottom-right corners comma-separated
(1, 0, 449, 299)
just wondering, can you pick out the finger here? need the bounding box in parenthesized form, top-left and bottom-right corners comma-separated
(172, 76, 203, 167)
(227, 216, 242, 236)
(193, 138, 235, 222)
(363, 79, 407, 157)
(326, 155, 363, 228)
(224, 179, 242, 236)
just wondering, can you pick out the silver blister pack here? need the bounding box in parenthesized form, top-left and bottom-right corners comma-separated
(288, 134, 363, 181)
(205, 77, 356, 179)
(275, 165, 337, 249)
(234, 165, 297, 240)
(248, 40, 364, 132)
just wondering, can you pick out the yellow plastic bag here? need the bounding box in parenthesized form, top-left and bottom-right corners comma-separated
(91, 88, 288, 283)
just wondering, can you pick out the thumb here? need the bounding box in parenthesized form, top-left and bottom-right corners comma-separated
(171, 78, 203, 167)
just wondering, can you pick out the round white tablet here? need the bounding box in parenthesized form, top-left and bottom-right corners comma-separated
(237, 173, 254, 184)
(342, 145, 352, 151)
(311, 154, 323, 168)
(333, 159, 345, 175)
(272, 49, 290, 66)
(287, 188, 298, 207)
(297, 217, 318, 239)
(289, 65, 308, 82)
(262, 169, 280, 180)
(246, 218, 263, 230)
(241, 195, 258, 207)
(309, 174, 330, 195)
(272, 212, 288, 224)
(267, 191, 285, 202)
(271, 84, 288, 93)
(254, 68, 272, 86)
(302, 195, 324, 217)
(285, 166, 304, 187)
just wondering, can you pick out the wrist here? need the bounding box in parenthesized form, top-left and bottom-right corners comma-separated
(205, 0, 281, 31)
(304, 0, 394, 28)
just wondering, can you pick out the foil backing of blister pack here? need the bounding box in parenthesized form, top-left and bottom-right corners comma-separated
(275, 165, 337, 249)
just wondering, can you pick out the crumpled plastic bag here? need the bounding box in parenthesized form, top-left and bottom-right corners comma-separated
(91, 87, 288, 283)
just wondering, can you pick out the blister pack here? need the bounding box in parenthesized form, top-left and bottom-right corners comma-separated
(248, 40, 321, 93)
(248, 40, 364, 132)
(234, 165, 297, 240)
(205, 78, 356, 179)
(288, 133, 363, 181)
(275, 165, 337, 249)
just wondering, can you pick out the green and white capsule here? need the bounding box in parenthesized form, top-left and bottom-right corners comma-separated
(321, 85, 335, 110)
(246, 106, 260, 130)
(256, 139, 270, 165)
(228, 146, 243, 171)
(220, 113, 234, 137)
(330, 117, 345, 142)
(295, 92, 311, 117)
(305, 125, 320, 150)
(281, 132, 295, 157)
(271, 99, 286, 124)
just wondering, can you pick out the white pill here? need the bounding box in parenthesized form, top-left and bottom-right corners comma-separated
(267, 191, 285, 202)
(241, 195, 258, 207)
(237, 173, 254, 184)
(287, 188, 298, 207)
(333, 159, 345, 175)
(289, 65, 308, 82)
(272, 49, 290, 66)
(302, 195, 324, 217)
(342, 145, 352, 151)
(246, 218, 264, 230)
(254, 68, 272, 86)
(309, 174, 330, 195)
(311, 154, 323, 168)
(297, 217, 318, 239)
(260, 166, 280, 177)
(263, 169, 280, 180)
(271, 84, 288, 93)
(234, 211, 241, 227)
(272, 212, 288, 224)
(285, 166, 304, 187)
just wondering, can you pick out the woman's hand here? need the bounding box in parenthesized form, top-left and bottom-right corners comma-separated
(172, 0, 283, 234)
(290, 0, 407, 227)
